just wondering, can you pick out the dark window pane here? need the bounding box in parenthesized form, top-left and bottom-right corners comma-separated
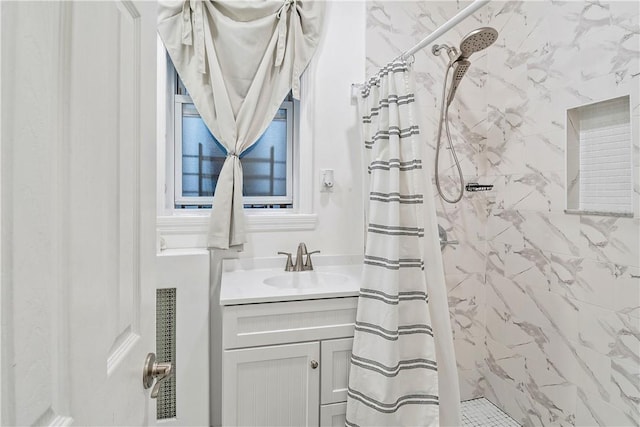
(180, 106, 288, 199)
(242, 111, 288, 197)
(181, 114, 225, 197)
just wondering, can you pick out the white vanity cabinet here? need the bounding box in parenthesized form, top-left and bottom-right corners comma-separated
(220, 297, 357, 427)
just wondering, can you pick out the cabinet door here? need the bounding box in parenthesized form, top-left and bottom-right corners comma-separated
(320, 338, 353, 404)
(320, 403, 347, 427)
(223, 341, 320, 427)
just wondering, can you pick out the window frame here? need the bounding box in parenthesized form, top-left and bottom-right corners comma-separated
(167, 58, 295, 210)
(157, 38, 318, 250)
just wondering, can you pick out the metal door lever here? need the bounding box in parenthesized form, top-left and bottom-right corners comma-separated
(143, 353, 173, 399)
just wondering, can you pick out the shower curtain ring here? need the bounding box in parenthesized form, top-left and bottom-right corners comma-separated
(406, 54, 415, 65)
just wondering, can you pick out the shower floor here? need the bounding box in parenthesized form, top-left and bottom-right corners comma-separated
(461, 398, 520, 427)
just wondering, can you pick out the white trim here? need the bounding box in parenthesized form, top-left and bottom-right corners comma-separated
(46, 415, 74, 427)
(244, 212, 317, 231)
(157, 40, 176, 215)
(158, 213, 318, 234)
(296, 49, 315, 214)
(157, 213, 318, 250)
(0, 3, 4, 422)
(53, 2, 73, 419)
(157, 36, 169, 214)
(172, 95, 184, 204)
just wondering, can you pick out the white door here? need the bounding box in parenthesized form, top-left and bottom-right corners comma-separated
(222, 342, 320, 427)
(1, 1, 157, 425)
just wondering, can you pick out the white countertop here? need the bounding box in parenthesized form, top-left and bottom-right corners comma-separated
(220, 255, 363, 305)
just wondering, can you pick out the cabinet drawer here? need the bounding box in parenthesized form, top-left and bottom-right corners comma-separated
(222, 297, 357, 349)
(321, 338, 353, 404)
(320, 403, 347, 427)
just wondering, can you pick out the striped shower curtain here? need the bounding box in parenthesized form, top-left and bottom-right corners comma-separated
(345, 60, 439, 427)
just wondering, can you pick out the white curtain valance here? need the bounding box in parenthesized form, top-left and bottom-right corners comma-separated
(158, 0, 325, 250)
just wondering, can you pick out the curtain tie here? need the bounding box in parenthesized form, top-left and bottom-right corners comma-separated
(274, 0, 295, 67)
(181, 0, 207, 74)
(226, 150, 238, 158)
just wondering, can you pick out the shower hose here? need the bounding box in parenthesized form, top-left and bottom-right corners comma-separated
(434, 63, 465, 204)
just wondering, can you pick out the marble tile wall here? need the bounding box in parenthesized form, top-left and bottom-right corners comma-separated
(482, 2, 639, 425)
(366, 1, 639, 425)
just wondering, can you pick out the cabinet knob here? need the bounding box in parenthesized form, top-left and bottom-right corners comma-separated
(310, 360, 319, 369)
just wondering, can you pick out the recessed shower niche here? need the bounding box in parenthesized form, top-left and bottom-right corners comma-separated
(566, 95, 633, 216)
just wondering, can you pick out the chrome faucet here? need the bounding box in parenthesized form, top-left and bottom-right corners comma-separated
(278, 243, 320, 272)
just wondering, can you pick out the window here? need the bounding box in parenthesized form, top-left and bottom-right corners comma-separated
(170, 63, 294, 210)
(157, 40, 317, 249)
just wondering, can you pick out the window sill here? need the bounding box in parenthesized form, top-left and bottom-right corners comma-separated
(157, 212, 318, 250)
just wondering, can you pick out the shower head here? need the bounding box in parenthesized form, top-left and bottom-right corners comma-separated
(446, 60, 471, 106)
(443, 27, 498, 107)
(433, 27, 498, 204)
(458, 27, 498, 59)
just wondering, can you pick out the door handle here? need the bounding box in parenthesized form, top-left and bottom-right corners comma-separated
(143, 352, 173, 399)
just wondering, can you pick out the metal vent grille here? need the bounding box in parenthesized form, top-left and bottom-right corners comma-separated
(156, 288, 177, 419)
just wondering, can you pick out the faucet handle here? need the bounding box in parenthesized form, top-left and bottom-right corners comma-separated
(277, 252, 294, 272)
(304, 250, 320, 271)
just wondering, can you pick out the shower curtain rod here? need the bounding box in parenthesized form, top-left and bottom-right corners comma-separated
(399, 0, 490, 61)
(352, 0, 490, 95)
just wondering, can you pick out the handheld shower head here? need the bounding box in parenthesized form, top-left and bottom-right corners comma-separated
(443, 27, 498, 106)
(458, 27, 498, 59)
(446, 60, 471, 106)
(433, 27, 499, 204)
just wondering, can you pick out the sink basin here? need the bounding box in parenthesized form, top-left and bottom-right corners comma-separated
(220, 259, 362, 304)
(263, 271, 349, 289)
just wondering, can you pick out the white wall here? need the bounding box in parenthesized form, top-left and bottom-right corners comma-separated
(241, 0, 367, 259)
(482, 2, 639, 425)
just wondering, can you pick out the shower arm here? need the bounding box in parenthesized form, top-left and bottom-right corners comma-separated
(431, 44, 459, 61)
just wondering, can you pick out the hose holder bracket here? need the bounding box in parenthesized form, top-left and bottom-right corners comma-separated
(465, 182, 493, 192)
